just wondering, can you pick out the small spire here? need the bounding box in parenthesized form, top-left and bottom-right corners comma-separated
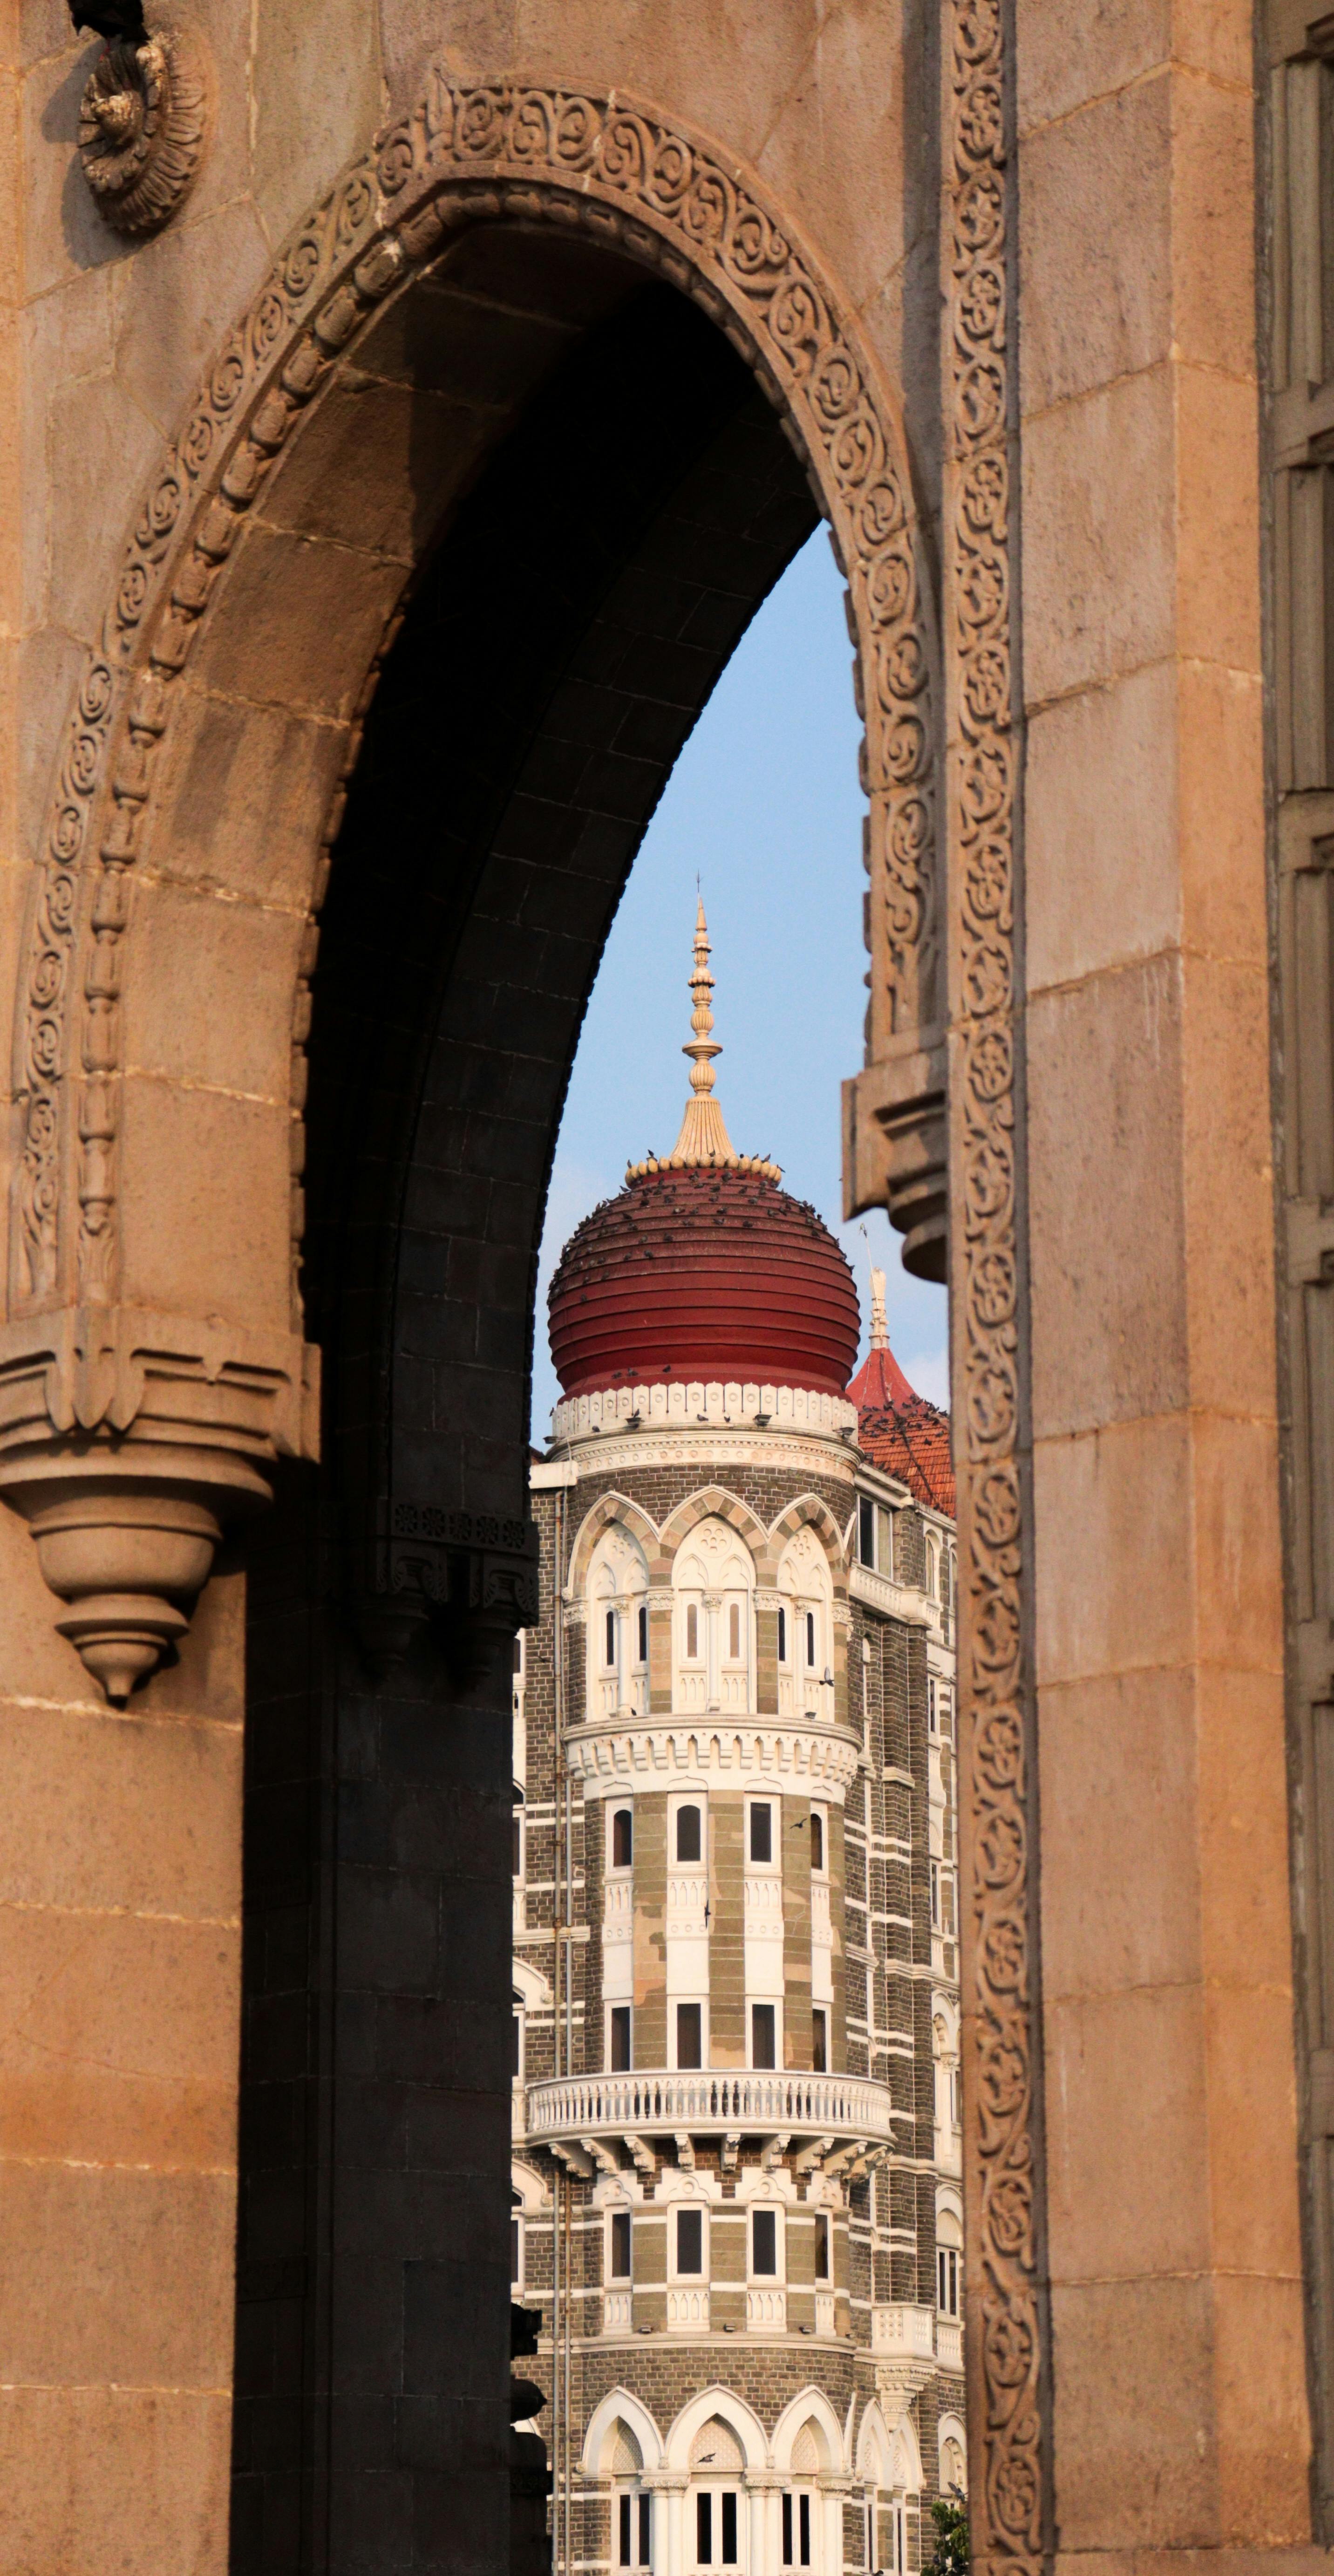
(869, 1264, 890, 1351)
(624, 899, 781, 1184)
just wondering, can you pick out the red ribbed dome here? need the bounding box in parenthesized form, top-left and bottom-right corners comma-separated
(549, 1165, 860, 1400)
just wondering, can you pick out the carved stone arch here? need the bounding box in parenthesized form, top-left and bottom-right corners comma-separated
(657, 1486, 769, 1569)
(766, 1492, 847, 1589)
(581, 2386, 666, 2479)
(772, 2387, 844, 2476)
(665, 2384, 768, 2475)
(566, 1491, 660, 1595)
(2, 65, 938, 1694)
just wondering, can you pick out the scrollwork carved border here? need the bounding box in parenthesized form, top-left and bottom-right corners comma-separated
(13, 69, 938, 1328)
(944, 1, 1050, 2570)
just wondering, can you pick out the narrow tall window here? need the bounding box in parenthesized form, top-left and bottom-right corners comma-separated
(799, 2494, 810, 2567)
(676, 2207, 703, 2274)
(639, 2496, 651, 2567)
(613, 1807, 633, 1869)
(677, 2001, 702, 2068)
(687, 1602, 699, 1658)
(752, 2003, 776, 2068)
(752, 2207, 778, 2275)
(676, 1804, 702, 1864)
(812, 2007, 827, 2074)
(610, 2006, 631, 2072)
(859, 1495, 876, 1567)
(783, 2494, 794, 2564)
(511, 2007, 522, 2077)
(728, 1601, 741, 1658)
(938, 2244, 960, 2315)
(777, 1604, 787, 1661)
(512, 1811, 523, 1878)
(805, 1609, 816, 1666)
(721, 2494, 738, 2563)
(930, 1859, 941, 1930)
(606, 1607, 617, 1668)
(638, 1603, 648, 1664)
(697, 2494, 712, 2565)
(610, 2210, 631, 2278)
(814, 2214, 830, 2280)
(928, 1675, 939, 1736)
(511, 2212, 523, 2287)
(810, 1809, 824, 1872)
(619, 2495, 632, 2568)
(750, 1802, 773, 1864)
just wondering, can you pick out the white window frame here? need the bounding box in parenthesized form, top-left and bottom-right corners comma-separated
(608, 2002, 633, 2071)
(747, 1795, 780, 1871)
(672, 1996, 709, 2071)
(607, 2204, 633, 2282)
(609, 1804, 634, 1875)
(670, 2200, 709, 2282)
(930, 1858, 941, 1931)
(511, 2208, 524, 2290)
(748, 2201, 785, 2283)
(811, 2004, 829, 2073)
(671, 1792, 708, 1870)
(938, 2242, 961, 2316)
(749, 1997, 782, 2069)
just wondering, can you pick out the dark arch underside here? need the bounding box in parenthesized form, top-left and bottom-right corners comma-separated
(235, 239, 819, 2574)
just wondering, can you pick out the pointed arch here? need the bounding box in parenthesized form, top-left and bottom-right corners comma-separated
(665, 2384, 768, 2474)
(658, 1486, 769, 1567)
(856, 2399, 894, 2486)
(581, 2385, 666, 2478)
(767, 1492, 848, 1586)
(772, 2387, 846, 2476)
(566, 1491, 661, 1595)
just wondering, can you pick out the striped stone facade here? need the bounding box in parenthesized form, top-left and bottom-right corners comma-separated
(512, 1409, 962, 2574)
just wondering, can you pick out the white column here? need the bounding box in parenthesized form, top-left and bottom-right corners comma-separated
(664, 2481, 685, 2576)
(746, 2480, 769, 2572)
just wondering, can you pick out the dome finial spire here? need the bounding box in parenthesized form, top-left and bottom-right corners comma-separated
(668, 897, 738, 1167)
(624, 900, 782, 1183)
(869, 1263, 890, 1351)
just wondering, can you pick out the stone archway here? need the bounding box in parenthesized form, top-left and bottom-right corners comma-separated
(0, 63, 946, 2576)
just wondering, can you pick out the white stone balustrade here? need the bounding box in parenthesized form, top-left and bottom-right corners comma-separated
(871, 2302, 935, 2357)
(525, 2067, 894, 2145)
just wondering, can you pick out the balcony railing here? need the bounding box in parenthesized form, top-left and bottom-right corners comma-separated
(525, 2067, 896, 2145)
(871, 2303, 935, 2358)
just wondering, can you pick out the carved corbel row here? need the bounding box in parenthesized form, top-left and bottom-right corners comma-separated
(360, 1496, 540, 1679)
(0, 1304, 317, 1702)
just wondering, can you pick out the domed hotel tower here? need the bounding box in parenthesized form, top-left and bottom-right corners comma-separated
(512, 909, 962, 2576)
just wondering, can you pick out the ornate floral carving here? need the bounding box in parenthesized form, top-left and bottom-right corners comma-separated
(76, 26, 211, 235)
(945, 1, 1047, 2569)
(14, 69, 937, 1342)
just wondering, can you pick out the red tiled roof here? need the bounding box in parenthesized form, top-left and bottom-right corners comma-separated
(849, 1346, 955, 1518)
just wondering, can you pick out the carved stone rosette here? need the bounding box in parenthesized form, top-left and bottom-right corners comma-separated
(77, 26, 211, 237)
(943, 2, 1049, 2571)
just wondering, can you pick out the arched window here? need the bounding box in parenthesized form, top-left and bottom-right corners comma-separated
(612, 1807, 633, 1870)
(673, 1517, 755, 1712)
(586, 1524, 649, 1717)
(676, 1803, 702, 1864)
(776, 1525, 833, 1719)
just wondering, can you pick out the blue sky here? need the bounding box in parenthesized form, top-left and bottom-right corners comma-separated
(530, 529, 950, 1442)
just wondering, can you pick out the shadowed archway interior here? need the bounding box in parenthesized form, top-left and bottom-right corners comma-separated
(234, 232, 819, 2572)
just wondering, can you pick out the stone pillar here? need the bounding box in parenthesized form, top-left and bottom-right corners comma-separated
(952, 0, 1311, 2562)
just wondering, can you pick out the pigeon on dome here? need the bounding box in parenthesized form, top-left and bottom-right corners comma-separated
(848, 1263, 956, 1516)
(625, 898, 782, 1185)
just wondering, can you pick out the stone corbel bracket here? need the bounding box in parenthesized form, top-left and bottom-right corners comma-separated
(75, 19, 212, 237)
(842, 1025, 947, 1283)
(0, 1305, 318, 1702)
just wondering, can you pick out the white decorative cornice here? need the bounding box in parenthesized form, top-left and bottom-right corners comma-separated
(551, 1379, 858, 1446)
(565, 1714, 863, 1798)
